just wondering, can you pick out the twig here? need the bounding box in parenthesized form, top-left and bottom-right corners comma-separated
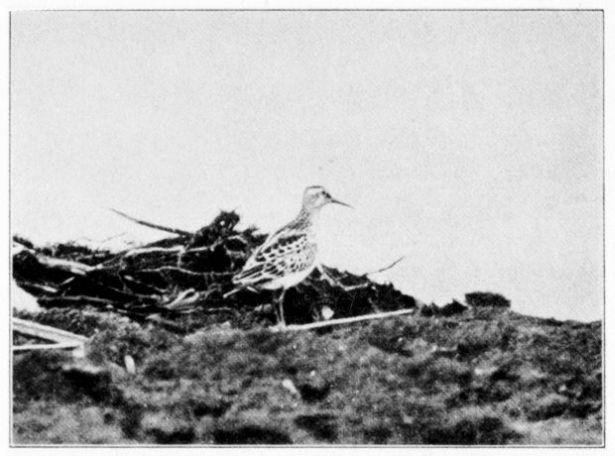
(123, 246, 186, 257)
(110, 208, 193, 236)
(315, 256, 405, 292)
(365, 256, 405, 275)
(182, 245, 215, 253)
(223, 285, 258, 299)
(274, 308, 416, 332)
(119, 274, 167, 295)
(12, 241, 94, 275)
(317, 264, 371, 292)
(139, 266, 204, 276)
(12, 235, 34, 250)
(13, 318, 89, 344)
(36, 255, 94, 276)
(15, 281, 59, 295)
(163, 289, 200, 310)
(38, 295, 116, 308)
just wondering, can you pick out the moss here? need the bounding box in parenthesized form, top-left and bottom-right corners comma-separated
(465, 292, 511, 309)
(213, 412, 292, 444)
(13, 351, 74, 403)
(141, 411, 195, 444)
(526, 394, 570, 421)
(423, 408, 520, 444)
(13, 308, 602, 445)
(294, 413, 338, 442)
(13, 402, 128, 444)
(87, 322, 180, 366)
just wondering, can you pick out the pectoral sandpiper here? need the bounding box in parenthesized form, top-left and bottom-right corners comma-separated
(227, 186, 350, 327)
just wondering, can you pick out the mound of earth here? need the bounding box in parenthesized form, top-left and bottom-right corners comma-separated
(13, 305, 601, 445)
(11, 211, 602, 445)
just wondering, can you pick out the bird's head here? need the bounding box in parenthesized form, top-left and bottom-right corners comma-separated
(302, 186, 351, 211)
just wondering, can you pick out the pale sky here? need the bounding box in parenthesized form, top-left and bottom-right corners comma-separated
(10, 11, 603, 321)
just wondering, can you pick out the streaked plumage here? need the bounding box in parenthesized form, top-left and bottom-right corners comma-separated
(229, 186, 350, 326)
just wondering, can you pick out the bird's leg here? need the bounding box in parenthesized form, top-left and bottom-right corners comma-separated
(272, 294, 281, 323)
(277, 288, 287, 327)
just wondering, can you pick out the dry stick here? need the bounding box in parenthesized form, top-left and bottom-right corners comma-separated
(38, 295, 116, 307)
(123, 245, 187, 257)
(163, 288, 200, 310)
(365, 256, 406, 275)
(36, 255, 94, 276)
(317, 256, 406, 292)
(110, 208, 193, 236)
(139, 266, 233, 282)
(13, 240, 95, 276)
(276, 308, 416, 332)
(17, 281, 59, 295)
(120, 274, 167, 294)
(139, 266, 206, 276)
(12, 235, 34, 249)
(13, 241, 96, 276)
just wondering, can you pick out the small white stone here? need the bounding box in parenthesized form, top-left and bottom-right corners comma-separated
(322, 306, 334, 320)
(281, 378, 299, 396)
(124, 355, 136, 374)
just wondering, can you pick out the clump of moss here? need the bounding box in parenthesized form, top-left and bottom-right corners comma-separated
(423, 408, 520, 444)
(13, 351, 73, 404)
(465, 292, 511, 309)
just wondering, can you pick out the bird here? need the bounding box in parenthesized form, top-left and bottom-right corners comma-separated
(226, 186, 351, 327)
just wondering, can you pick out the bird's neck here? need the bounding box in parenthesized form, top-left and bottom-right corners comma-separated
(293, 205, 320, 231)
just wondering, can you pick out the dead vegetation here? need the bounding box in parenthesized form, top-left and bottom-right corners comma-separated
(13, 211, 416, 332)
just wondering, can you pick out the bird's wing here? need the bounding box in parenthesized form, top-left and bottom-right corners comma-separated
(232, 230, 315, 287)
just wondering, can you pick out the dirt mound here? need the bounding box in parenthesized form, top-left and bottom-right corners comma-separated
(11, 211, 602, 445)
(12, 308, 601, 445)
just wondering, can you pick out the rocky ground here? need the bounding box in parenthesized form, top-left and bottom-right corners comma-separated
(11, 211, 602, 445)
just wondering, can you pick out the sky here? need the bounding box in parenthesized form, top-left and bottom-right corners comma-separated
(10, 10, 603, 321)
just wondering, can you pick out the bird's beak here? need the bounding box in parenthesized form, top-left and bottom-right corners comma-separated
(331, 198, 353, 208)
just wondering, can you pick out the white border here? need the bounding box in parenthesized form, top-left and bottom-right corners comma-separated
(0, 1, 611, 455)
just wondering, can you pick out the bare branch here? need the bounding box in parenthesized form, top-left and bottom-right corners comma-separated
(316, 264, 371, 292)
(163, 289, 201, 310)
(15, 281, 59, 295)
(38, 295, 116, 307)
(314, 256, 405, 292)
(123, 246, 186, 257)
(139, 266, 204, 276)
(36, 256, 94, 276)
(12, 235, 35, 250)
(223, 285, 259, 299)
(365, 256, 405, 275)
(274, 308, 416, 332)
(110, 208, 193, 237)
(120, 274, 167, 295)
